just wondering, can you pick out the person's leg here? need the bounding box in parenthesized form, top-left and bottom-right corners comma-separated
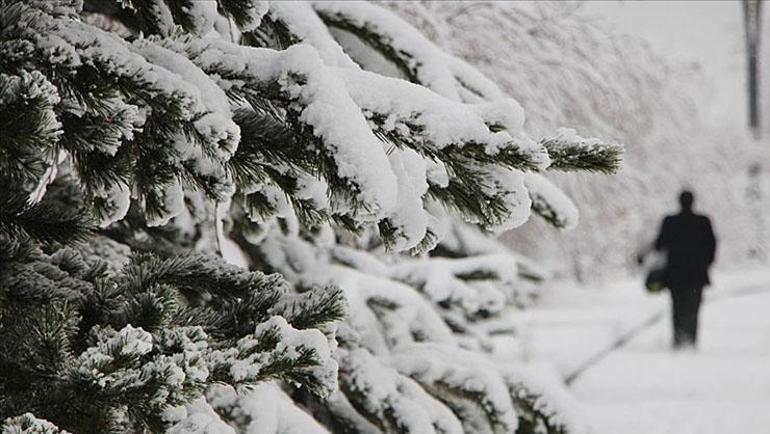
(669, 287, 686, 348)
(680, 286, 703, 347)
(689, 286, 704, 345)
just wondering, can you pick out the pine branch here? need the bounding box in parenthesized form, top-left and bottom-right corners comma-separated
(271, 285, 347, 330)
(531, 200, 569, 229)
(525, 173, 579, 230)
(242, 13, 303, 50)
(428, 158, 516, 231)
(1, 414, 71, 434)
(0, 71, 62, 190)
(216, 0, 266, 33)
(509, 384, 570, 434)
(117, 0, 194, 36)
(316, 11, 418, 82)
(540, 130, 623, 174)
(371, 115, 545, 173)
(208, 317, 337, 397)
(116, 253, 288, 306)
(0, 302, 80, 383)
(0, 189, 94, 246)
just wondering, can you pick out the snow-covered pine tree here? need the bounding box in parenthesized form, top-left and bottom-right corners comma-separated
(0, 1, 621, 433)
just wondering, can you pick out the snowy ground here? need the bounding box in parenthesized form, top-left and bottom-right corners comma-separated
(573, 288, 770, 434)
(499, 268, 770, 434)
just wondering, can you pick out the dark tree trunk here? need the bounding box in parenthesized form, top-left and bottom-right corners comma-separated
(743, 0, 763, 139)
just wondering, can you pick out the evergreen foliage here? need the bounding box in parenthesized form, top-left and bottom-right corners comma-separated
(0, 0, 621, 433)
(0, 186, 94, 246)
(0, 211, 342, 432)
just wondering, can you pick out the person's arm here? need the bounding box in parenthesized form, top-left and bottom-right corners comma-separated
(704, 217, 717, 265)
(654, 217, 669, 252)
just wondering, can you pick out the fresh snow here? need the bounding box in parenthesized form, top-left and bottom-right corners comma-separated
(338, 68, 531, 153)
(187, 37, 400, 219)
(503, 268, 770, 434)
(268, 2, 359, 69)
(312, 1, 506, 102)
(235, 383, 330, 434)
(577, 289, 770, 433)
(390, 343, 520, 434)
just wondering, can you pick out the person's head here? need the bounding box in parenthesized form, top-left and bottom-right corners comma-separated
(679, 190, 694, 212)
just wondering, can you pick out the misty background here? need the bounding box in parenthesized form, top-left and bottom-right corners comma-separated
(383, 0, 770, 283)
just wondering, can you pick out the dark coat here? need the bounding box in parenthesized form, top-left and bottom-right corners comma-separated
(654, 211, 716, 287)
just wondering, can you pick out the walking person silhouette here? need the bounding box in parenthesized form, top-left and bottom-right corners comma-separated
(651, 191, 717, 349)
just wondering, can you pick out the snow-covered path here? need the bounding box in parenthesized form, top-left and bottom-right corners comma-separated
(571, 289, 770, 434)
